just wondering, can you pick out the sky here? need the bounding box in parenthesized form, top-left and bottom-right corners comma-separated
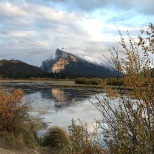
(0, 0, 154, 67)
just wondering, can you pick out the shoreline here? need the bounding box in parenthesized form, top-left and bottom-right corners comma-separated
(0, 79, 103, 88)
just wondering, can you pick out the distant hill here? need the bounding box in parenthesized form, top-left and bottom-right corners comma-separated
(0, 59, 45, 78)
(41, 48, 118, 78)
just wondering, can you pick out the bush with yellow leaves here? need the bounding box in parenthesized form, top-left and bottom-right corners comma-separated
(96, 23, 154, 154)
(0, 87, 38, 149)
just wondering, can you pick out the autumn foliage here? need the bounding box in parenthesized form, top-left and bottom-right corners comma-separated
(96, 23, 154, 153)
(0, 87, 28, 133)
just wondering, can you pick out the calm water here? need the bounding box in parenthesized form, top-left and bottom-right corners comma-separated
(0, 82, 104, 136)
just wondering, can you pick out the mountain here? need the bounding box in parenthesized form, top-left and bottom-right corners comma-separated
(41, 48, 118, 78)
(0, 59, 44, 78)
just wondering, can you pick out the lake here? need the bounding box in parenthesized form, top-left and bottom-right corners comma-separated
(0, 82, 104, 136)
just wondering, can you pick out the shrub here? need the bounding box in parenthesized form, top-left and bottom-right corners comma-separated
(0, 87, 38, 149)
(96, 23, 154, 153)
(105, 77, 124, 86)
(0, 87, 28, 132)
(67, 119, 106, 154)
(75, 77, 102, 85)
(42, 120, 106, 154)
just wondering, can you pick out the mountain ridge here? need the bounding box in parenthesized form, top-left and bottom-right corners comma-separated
(0, 59, 45, 78)
(41, 48, 118, 77)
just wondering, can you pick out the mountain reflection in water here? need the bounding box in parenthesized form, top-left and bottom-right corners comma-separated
(52, 88, 68, 102)
(30, 87, 92, 108)
(0, 82, 103, 136)
(51, 88, 76, 107)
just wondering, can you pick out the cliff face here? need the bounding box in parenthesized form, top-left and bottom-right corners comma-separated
(56, 49, 69, 58)
(41, 48, 118, 77)
(51, 49, 78, 73)
(41, 48, 78, 73)
(52, 58, 69, 73)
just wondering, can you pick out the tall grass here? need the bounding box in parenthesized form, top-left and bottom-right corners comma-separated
(41, 120, 107, 154)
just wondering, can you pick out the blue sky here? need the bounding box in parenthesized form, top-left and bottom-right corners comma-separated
(0, 0, 154, 66)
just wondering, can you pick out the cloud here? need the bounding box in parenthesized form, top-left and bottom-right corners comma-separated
(45, 0, 154, 17)
(136, 0, 154, 15)
(0, 2, 28, 17)
(44, 0, 134, 11)
(0, 0, 153, 67)
(0, 1, 91, 66)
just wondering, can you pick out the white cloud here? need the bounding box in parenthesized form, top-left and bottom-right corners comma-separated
(4, 31, 37, 37)
(0, 0, 153, 66)
(0, 2, 29, 17)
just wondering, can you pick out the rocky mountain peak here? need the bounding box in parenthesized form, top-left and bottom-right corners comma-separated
(41, 48, 118, 77)
(55, 48, 70, 59)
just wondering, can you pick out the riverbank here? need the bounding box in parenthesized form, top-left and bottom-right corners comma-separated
(0, 79, 103, 88)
